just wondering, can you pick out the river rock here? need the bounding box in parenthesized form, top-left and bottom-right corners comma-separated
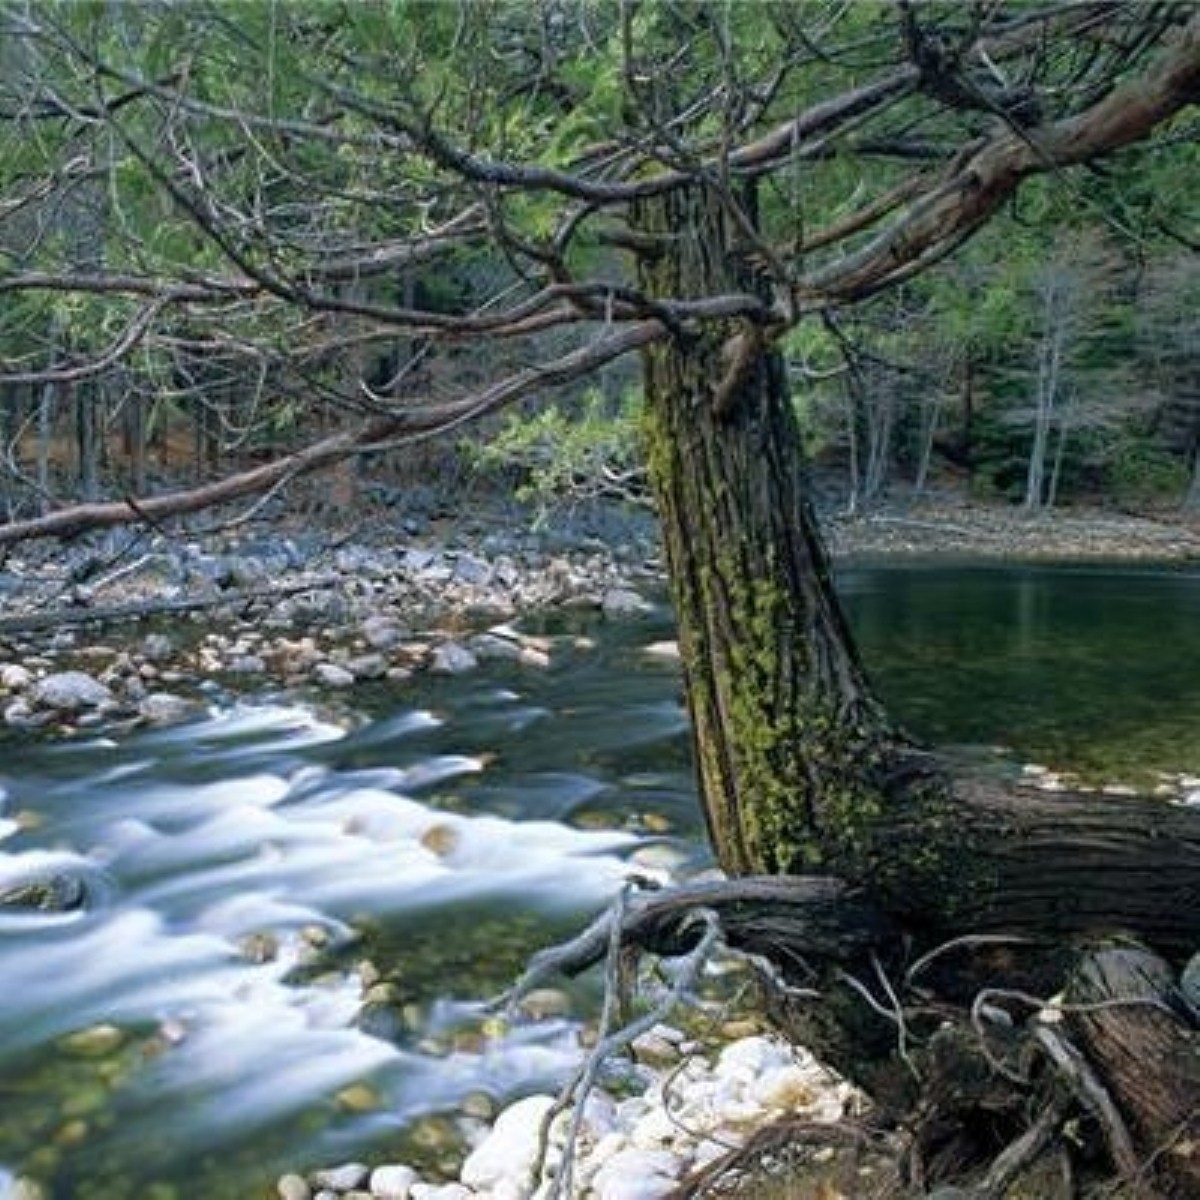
(591, 1147, 679, 1199)
(516, 987, 573, 1020)
(346, 654, 388, 680)
(409, 1186, 471, 1200)
(59, 1023, 125, 1058)
(715, 1035, 792, 1082)
(468, 632, 524, 662)
(141, 633, 176, 663)
(0, 663, 33, 690)
(3, 698, 38, 727)
(226, 654, 267, 675)
(277, 1174, 311, 1200)
(368, 1163, 417, 1198)
(311, 1162, 370, 1191)
(601, 587, 652, 616)
(313, 662, 357, 688)
(138, 692, 196, 726)
(750, 1063, 817, 1111)
(0, 873, 85, 912)
(31, 670, 113, 712)
(453, 554, 491, 585)
(459, 1093, 556, 1190)
(429, 642, 478, 675)
(360, 616, 405, 651)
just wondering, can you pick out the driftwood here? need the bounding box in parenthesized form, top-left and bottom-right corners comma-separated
(0, 573, 347, 637)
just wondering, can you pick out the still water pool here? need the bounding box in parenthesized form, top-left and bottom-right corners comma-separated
(1, 563, 1197, 1198)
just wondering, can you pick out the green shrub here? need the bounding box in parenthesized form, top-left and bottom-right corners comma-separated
(465, 388, 646, 514)
(1108, 440, 1189, 508)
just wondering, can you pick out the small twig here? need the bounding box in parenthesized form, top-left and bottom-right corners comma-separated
(534, 907, 724, 1200)
(872, 950, 919, 1079)
(977, 1094, 1071, 1198)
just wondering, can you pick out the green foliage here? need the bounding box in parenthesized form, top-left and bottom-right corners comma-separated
(1108, 437, 1191, 509)
(466, 388, 645, 514)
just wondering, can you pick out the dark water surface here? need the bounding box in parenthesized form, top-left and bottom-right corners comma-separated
(1, 563, 1197, 1198)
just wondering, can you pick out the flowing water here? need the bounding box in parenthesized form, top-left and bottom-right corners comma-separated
(1, 563, 1198, 1199)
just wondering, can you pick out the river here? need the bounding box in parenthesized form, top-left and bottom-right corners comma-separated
(2, 563, 1198, 1199)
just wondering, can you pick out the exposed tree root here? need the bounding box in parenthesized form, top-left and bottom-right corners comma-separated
(505, 876, 1199, 1199)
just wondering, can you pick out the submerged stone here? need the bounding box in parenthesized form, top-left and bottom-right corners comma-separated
(59, 1023, 125, 1058)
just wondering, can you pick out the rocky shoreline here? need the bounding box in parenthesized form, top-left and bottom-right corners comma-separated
(2, 498, 1198, 735)
(272, 1026, 864, 1200)
(0, 513, 663, 734)
(824, 498, 1200, 563)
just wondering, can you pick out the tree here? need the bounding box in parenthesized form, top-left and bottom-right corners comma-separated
(2, 3, 1198, 1193)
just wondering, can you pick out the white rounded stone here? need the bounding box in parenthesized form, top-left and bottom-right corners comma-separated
(0, 663, 32, 690)
(459, 1093, 556, 1190)
(277, 1175, 312, 1200)
(592, 1147, 680, 1200)
(369, 1163, 419, 1198)
(409, 1185, 472, 1200)
(715, 1035, 791, 1081)
(750, 1064, 818, 1112)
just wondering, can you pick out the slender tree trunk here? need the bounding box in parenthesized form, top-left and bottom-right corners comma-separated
(74, 382, 101, 502)
(36, 381, 56, 512)
(960, 354, 976, 493)
(1026, 275, 1069, 512)
(914, 392, 943, 495)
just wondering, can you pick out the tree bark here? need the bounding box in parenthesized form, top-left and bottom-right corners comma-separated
(631, 178, 1200, 1196)
(633, 180, 905, 879)
(1067, 946, 1200, 1199)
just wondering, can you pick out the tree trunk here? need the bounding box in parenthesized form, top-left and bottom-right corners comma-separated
(633, 181, 905, 879)
(632, 181, 1200, 936)
(632, 181, 1200, 1194)
(74, 381, 101, 502)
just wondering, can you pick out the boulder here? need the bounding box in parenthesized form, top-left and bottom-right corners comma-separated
(429, 642, 478, 675)
(601, 587, 652, 616)
(31, 671, 113, 712)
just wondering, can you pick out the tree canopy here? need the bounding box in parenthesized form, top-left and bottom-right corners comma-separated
(1, 0, 1196, 538)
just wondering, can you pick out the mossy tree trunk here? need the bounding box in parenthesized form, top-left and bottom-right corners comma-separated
(631, 180, 1200, 947)
(632, 181, 909, 880)
(631, 182, 1200, 1194)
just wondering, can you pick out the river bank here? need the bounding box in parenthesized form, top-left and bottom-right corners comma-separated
(2, 498, 1199, 1200)
(2, 497, 1198, 734)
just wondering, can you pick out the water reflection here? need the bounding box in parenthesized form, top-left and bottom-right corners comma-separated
(843, 563, 1200, 778)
